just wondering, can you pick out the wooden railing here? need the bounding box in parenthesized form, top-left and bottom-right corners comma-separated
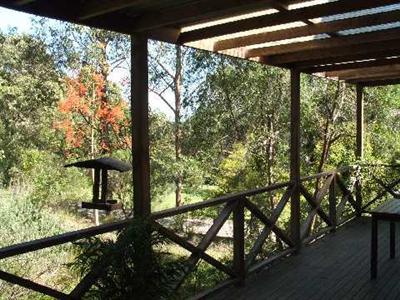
(360, 163, 400, 211)
(0, 164, 398, 298)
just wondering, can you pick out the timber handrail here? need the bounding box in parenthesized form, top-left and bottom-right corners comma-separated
(299, 166, 353, 182)
(0, 165, 376, 299)
(0, 219, 131, 260)
(152, 181, 292, 220)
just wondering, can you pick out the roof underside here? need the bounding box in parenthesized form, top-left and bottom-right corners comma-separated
(2, 0, 400, 86)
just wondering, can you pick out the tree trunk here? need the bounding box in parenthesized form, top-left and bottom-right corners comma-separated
(174, 45, 183, 207)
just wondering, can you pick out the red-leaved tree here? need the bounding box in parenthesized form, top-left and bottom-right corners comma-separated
(55, 67, 131, 159)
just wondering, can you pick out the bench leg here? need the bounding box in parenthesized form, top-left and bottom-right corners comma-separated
(371, 217, 378, 279)
(390, 222, 396, 259)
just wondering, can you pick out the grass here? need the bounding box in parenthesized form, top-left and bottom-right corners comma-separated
(152, 184, 220, 212)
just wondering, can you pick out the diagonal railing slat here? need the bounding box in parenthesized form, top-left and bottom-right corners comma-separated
(245, 186, 293, 269)
(154, 222, 236, 277)
(243, 198, 294, 248)
(0, 270, 70, 299)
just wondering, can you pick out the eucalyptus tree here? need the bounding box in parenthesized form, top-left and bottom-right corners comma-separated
(0, 30, 62, 184)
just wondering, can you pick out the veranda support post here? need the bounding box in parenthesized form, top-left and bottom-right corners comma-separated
(290, 69, 301, 250)
(355, 84, 364, 215)
(131, 33, 151, 218)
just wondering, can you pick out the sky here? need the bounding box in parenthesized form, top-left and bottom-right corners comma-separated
(0, 7, 175, 119)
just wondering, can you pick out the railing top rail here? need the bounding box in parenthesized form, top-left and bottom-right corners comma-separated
(299, 166, 353, 182)
(359, 163, 400, 168)
(0, 219, 130, 260)
(151, 181, 292, 220)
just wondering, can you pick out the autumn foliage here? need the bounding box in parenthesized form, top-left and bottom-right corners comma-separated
(55, 67, 131, 157)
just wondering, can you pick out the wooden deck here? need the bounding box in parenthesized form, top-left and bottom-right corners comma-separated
(211, 217, 400, 300)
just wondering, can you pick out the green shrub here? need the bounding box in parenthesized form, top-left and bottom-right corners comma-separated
(14, 149, 91, 206)
(72, 218, 185, 300)
(0, 190, 78, 298)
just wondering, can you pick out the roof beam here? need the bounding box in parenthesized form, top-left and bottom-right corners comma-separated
(302, 57, 400, 73)
(130, 0, 279, 32)
(348, 73, 400, 83)
(179, 0, 398, 43)
(215, 9, 400, 52)
(265, 39, 400, 65)
(80, 0, 145, 20)
(247, 27, 400, 58)
(15, 0, 36, 5)
(326, 65, 400, 80)
(359, 78, 400, 87)
(294, 49, 400, 69)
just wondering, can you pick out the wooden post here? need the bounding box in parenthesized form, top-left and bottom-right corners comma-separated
(355, 84, 364, 215)
(131, 34, 151, 218)
(92, 168, 100, 202)
(290, 69, 301, 250)
(233, 198, 245, 285)
(100, 169, 108, 202)
(356, 84, 364, 160)
(329, 175, 336, 232)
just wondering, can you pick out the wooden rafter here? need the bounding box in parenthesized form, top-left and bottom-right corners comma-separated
(247, 27, 400, 58)
(301, 57, 400, 73)
(327, 64, 400, 81)
(361, 78, 400, 87)
(292, 49, 400, 70)
(265, 39, 400, 66)
(349, 74, 400, 83)
(130, 0, 280, 32)
(214, 10, 400, 52)
(179, 0, 397, 43)
(80, 0, 145, 20)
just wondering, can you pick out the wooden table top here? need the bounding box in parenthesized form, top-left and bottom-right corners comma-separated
(371, 199, 400, 217)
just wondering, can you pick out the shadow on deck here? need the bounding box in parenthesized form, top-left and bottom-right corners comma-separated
(211, 217, 400, 300)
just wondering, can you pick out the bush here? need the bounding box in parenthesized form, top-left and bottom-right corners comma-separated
(0, 189, 78, 298)
(13, 149, 91, 206)
(72, 218, 185, 300)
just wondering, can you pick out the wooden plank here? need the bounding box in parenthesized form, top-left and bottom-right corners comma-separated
(244, 198, 294, 247)
(247, 28, 400, 58)
(245, 186, 293, 268)
(361, 78, 400, 87)
(131, 33, 151, 217)
(174, 201, 235, 289)
(265, 39, 400, 65)
(154, 222, 235, 277)
(292, 48, 400, 70)
(303, 57, 400, 73)
(299, 183, 332, 232)
(355, 86, 364, 215)
(327, 64, 400, 80)
(348, 73, 400, 83)
(80, 0, 144, 20)
(179, 0, 397, 43)
(0, 270, 70, 299)
(214, 9, 400, 51)
(374, 177, 400, 198)
(0, 219, 130, 260)
(233, 198, 245, 285)
(290, 69, 301, 249)
(69, 256, 111, 298)
(335, 174, 358, 210)
(130, 0, 278, 32)
(247, 248, 296, 274)
(100, 169, 108, 202)
(329, 175, 337, 230)
(152, 181, 290, 220)
(344, 71, 400, 83)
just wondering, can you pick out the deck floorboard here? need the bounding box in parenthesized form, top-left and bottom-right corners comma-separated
(210, 217, 400, 300)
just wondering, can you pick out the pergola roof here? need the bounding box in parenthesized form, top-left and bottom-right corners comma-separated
(2, 0, 400, 86)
